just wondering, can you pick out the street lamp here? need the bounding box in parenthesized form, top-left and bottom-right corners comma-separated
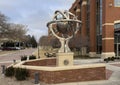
(38, 43, 40, 58)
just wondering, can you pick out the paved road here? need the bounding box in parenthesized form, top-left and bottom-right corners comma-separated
(0, 48, 36, 85)
(0, 48, 36, 70)
(0, 48, 36, 62)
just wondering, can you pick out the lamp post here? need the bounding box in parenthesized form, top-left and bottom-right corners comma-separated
(1, 65, 5, 74)
(38, 43, 40, 58)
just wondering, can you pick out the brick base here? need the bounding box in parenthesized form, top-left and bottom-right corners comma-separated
(21, 59, 106, 84)
(28, 67, 106, 84)
(23, 58, 56, 66)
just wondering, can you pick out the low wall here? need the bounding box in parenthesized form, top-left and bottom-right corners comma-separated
(14, 58, 106, 84)
(23, 58, 56, 66)
(29, 67, 106, 84)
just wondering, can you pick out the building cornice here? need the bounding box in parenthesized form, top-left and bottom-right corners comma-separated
(82, 0, 87, 6)
(102, 23, 114, 26)
(102, 38, 114, 40)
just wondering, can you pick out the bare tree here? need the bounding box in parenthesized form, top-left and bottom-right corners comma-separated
(0, 12, 10, 39)
(69, 35, 89, 49)
(8, 23, 28, 42)
(50, 37, 60, 48)
(0, 12, 27, 43)
(39, 36, 50, 46)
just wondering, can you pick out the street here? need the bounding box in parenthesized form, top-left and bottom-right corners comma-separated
(0, 48, 36, 68)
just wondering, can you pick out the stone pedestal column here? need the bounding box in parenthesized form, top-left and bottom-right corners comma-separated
(56, 52, 74, 66)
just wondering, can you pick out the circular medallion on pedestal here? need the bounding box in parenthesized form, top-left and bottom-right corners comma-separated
(64, 59, 69, 65)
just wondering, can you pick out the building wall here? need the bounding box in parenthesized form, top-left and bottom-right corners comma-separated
(102, 0, 120, 58)
(81, 0, 87, 40)
(69, 0, 89, 53)
(69, 0, 120, 57)
(102, 0, 120, 23)
(69, 0, 97, 56)
(47, 0, 120, 57)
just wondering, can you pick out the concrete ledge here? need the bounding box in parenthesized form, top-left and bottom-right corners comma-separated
(13, 58, 105, 71)
(14, 63, 105, 71)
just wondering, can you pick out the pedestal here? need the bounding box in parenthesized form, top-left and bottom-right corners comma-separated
(56, 52, 74, 66)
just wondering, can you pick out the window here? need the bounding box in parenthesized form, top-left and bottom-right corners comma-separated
(114, 23, 120, 29)
(114, 0, 120, 7)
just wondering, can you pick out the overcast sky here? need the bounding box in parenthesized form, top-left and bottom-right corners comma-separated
(0, 0, 75, 41)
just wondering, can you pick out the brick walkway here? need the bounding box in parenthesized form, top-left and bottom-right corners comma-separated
(111, 64, 120, 67)
(106, 69, 113, 80)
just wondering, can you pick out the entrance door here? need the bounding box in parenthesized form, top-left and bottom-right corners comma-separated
(116, 43, 120, 57)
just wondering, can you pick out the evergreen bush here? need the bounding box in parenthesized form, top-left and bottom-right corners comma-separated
(5, 66, 15, 77)
(21, 55, 27, 61)
(29, 55, 36, 60)
(104, 58, 109, 63)
(116, 57, 120, 60)
(111, 57, 115, 61)
(15, 68, 29, 81)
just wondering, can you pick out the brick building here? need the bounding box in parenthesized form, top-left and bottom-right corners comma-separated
(69, 0, 120, 58)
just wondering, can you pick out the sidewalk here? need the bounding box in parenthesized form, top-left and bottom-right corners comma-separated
(55, 62, 120, 85)
(0, 48, 36, 85)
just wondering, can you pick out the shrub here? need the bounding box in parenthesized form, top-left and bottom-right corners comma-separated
(104, 58, 109, 63)
(104, 57, 116, 63)
(118, 57, 120, 59)
(15, 68, 29, 81)
(21, 55, 27, 61)
(104, 58, 107, 61)
(116, 57, 120, 60)
(114, 57, 117, 59)
(107, 57, 111, 61)
(5, 66, 15, 77)
(29, 55, 36, 60)
(110, 57, 115, 61)
(52, 53, 56, 57)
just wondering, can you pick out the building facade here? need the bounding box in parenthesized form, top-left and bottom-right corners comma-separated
(69, 0, 120, 58)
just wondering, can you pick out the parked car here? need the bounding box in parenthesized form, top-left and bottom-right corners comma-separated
(2, 47, 21, 50)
